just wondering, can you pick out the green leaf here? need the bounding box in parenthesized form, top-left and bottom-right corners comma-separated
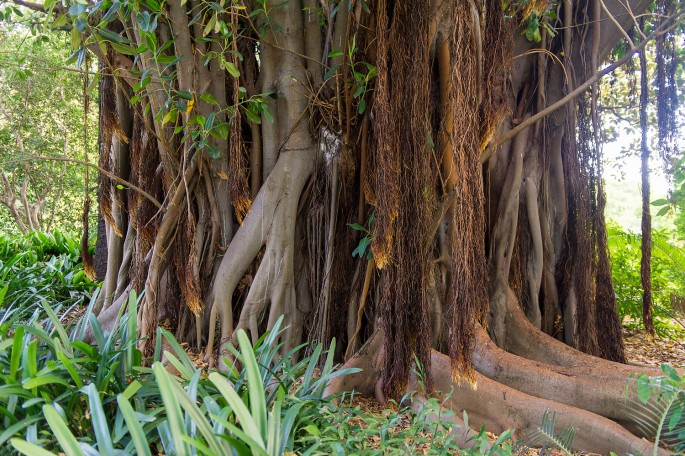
(22, 375, 70, 389)
(328, 49, 343, 58)
(225, 62, 241, 78)
(172, 385, 227, 455)
(261, 106, 274, 124)
(352, 237, 371, 258)
(116, 395, 152, 456)
(82, 383, 113, 455)
(245, 108, 261, 125)
(661, 363, 681, 382)
(303, 424, 320, 435)
(656, 206, 670, 217)
(212, 123, 229, 140)
(11, 439, 56, 456)
(123, 379, 143, 399)
(669, 406, 683, 432)
(200, 93, 218, 105)
(205, 112, 215, 131)
(41, 301, 70, 351)
(10, 326, 24, 380)
(43, 404, 84, 456)
(637, 374, 652, 403)
(56, 348, 83, 388)
(651, 198, 668, 206)
(358, 97, 366, 114)
(208, 372, 265, 452)
(236, 330, 267, 438)
(152, 362, 188, 455)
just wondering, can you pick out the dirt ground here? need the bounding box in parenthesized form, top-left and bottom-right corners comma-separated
(623, 325, 685, 367)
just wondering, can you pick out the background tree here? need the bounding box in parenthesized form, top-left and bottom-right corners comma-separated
(2, 0, 684, 453)
(0, 19, 97, 235)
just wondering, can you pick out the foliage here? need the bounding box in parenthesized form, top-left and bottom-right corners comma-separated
(0, 21, 97, 235)
(607, 221, 685, 336)
(0, 287, 363, 456)
(0, 231, 95, 334)
(627, 363, 685, 455)
(0, 281, 523, 456)
(348, 212, 375, 259)
(514, 411, 574, 456)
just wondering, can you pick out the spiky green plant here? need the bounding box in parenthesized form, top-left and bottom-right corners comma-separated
(626, 364, 685, 455)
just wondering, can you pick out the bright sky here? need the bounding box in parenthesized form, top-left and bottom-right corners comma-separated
(603, 132, 675, 232)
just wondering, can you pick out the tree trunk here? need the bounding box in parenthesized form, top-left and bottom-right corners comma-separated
(41, 0, 679, 452)
(639, 43, 657, 338)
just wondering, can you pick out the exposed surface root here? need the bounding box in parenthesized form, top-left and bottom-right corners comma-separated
(329, 329, 668, 455)
(502, 289, 662, 377)
(473, 326, 643, 432)
(426, 351, 669, 456)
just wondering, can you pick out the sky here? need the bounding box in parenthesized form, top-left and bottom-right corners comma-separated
(603, 134, 676, 233)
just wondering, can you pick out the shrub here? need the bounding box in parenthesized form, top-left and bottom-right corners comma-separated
(607, 222, 685, 336)
(0, 231, 95, 333)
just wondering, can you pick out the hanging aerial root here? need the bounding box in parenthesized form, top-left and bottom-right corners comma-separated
(371, 0, 434, 400)
(80, 197, 96, 281)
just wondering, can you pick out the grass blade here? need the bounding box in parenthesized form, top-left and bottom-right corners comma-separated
(82, 383, 114, 455)
(9, 326, 25, 380)
(208, 372, 265, 451)
(11, 438, 58, 456)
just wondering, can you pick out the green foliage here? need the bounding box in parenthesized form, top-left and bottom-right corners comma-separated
(0, 290, 365, 456)
(514, 411, 574, 456)
(0, 231, 95, 334)
(673, 155, 685, 241)
(607, 221, 685, 337)
(0, 283, 522, 456)
(348, 212, 375, 259)
(0, 22, 97, 235)
(627, 363, 685, 455)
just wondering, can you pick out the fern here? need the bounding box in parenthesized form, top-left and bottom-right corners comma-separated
(626, 364, 685, 455)
(515, 410, 575, 456)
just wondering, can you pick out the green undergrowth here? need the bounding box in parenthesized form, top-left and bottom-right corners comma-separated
(2, 231, 681, 455)
(0, 287, 526, 456)
(608, 222, 685, 338)
(0, 231, 96, 334)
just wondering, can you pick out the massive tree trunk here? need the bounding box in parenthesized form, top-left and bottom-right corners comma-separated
(31, 0, 681, 452)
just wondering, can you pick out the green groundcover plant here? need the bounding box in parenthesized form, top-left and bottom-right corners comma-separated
(0, 289, 503, 456)
(0, 231, 95, 336)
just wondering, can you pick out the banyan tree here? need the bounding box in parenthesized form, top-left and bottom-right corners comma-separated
(10, 0, 683, 453)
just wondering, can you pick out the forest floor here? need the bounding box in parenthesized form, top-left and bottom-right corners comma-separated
(623, 324, 685, 367)
(342, 325, 685, 455)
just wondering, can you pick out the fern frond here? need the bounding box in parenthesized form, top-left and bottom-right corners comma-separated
(515, 410, 574, 456)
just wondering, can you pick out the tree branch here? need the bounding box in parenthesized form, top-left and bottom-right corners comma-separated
(480, 11, 684, 163)
(1, 154, 163, 209)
